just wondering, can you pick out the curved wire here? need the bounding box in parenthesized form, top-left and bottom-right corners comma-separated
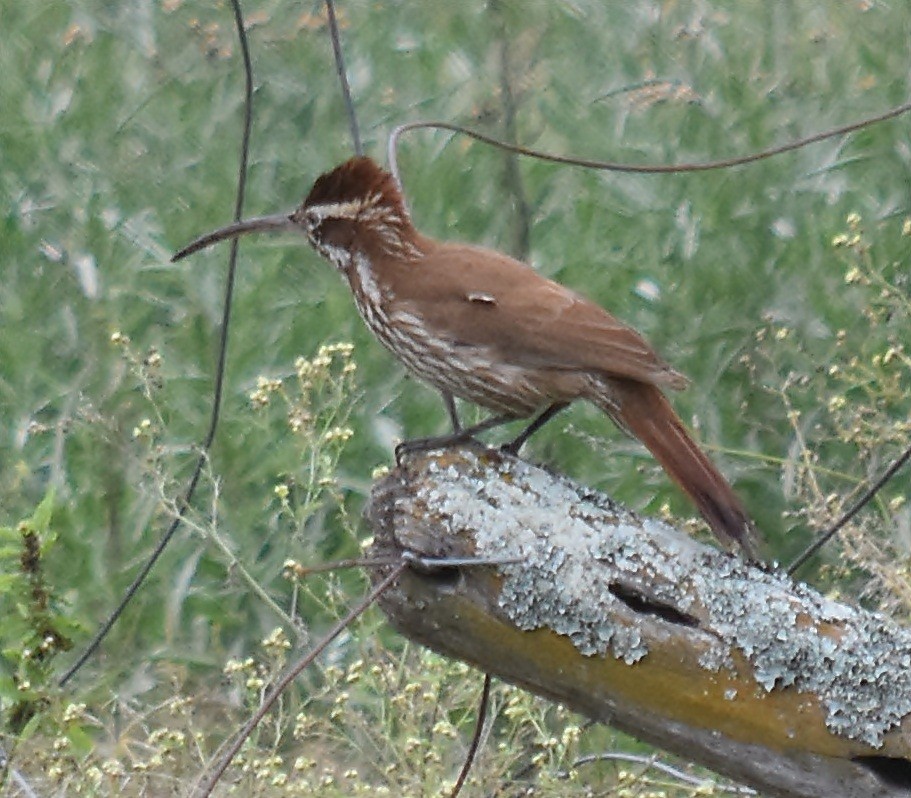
(387, 99, 911, 190)
(325, 0, 362, 156)
(59, 0, 255, 687)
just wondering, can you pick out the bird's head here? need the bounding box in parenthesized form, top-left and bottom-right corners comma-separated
(172, 156, 418, 270)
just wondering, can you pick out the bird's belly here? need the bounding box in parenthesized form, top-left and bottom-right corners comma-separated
(358, 304, 549, 416)
(401, 343, 546, 417)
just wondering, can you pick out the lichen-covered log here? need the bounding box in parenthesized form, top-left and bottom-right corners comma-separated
(365, 446, 911, 798)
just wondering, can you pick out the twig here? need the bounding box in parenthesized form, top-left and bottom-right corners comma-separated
(787, 440, 911, 576)
(565, 751, 756, 795)
(325, 0, 362, 157)
(58, 0, 255, 688)
(192, 561, 406, 797)
(450, 672, 492, 798)
(387, 99, 911, 186)
(197, 476, 300, 636)
(596, 78, 687, 102)
(5, 770, 39, 798)
(0, 743, 40, 798)
(778, 386, 827, 506)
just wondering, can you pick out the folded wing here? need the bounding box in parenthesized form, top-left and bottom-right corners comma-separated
(393, 240, 688, 390)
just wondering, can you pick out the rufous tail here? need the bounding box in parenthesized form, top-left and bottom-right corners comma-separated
(594, 379, 759, 558)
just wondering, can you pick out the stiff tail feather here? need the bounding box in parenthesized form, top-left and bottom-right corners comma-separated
(595, 380, 759, 558)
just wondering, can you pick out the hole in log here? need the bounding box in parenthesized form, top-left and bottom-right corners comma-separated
(608, 582, 699, 627)
(853, 756, 911, 789)
(405, 556, 462, 586)
(424, 565, 461, 585)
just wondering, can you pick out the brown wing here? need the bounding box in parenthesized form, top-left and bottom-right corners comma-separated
(387, 239, 687, 389)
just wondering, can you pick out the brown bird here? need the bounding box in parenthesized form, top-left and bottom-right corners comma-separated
(174, 156, 758, 556)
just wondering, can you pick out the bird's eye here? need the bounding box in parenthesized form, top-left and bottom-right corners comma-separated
(302, 211, 321, 237)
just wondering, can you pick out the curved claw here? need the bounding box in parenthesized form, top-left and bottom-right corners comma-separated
(395, 432, 473, 466)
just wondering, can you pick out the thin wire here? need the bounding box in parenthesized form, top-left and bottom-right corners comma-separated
(288, 553, 521, 576)
(325, 0, 362, 156)
(387, 99, 911, 187)
(786, 440, 911, 576)
(58, 0, 255, 687)
(193, 562, 407, 798)
(449, 673, 492, 798)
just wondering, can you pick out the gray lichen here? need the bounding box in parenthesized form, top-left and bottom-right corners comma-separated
(417, 451, 663, 662)
(688, 552, 911, 746)
(409, 449, 911, 748)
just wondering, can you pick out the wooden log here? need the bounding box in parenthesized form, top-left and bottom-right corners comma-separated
(364, 446, 911, 798)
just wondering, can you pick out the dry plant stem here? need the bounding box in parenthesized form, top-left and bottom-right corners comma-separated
(449, 672, 492, 798)
(566, 752, 756, 794)
(780, 388, 826, 504)
(193, 562, 406, 798)
(386, 99, 911, 188)
(324, 0, 362, 157)
(787, 439, 911, 576)
(198, 480, 299, 636)
(368, 447, 911, 798)
(3, 770, 38, 798)
(0, 743, 39, 798)
(57, 0, 255, 688)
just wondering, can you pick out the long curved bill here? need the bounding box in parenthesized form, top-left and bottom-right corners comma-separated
(171, 213, 299, 262)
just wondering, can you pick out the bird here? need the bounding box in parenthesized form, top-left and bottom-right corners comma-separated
(173, 155, 758, 557)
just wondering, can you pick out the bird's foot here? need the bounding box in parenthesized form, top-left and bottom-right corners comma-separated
(395, 431, 476, 466)
(394, 413, 519, 467)
(499, 438, 523, 457)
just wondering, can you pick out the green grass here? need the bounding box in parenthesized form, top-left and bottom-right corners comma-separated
(1, 0, 910, 793)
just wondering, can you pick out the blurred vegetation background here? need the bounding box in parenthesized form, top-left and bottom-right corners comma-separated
(1, 0, 909, 794)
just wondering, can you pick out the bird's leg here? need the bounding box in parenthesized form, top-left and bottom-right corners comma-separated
(441, 390, 461, 433)
(501, 402, 569, 455)
(395, 413, 517, 464)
